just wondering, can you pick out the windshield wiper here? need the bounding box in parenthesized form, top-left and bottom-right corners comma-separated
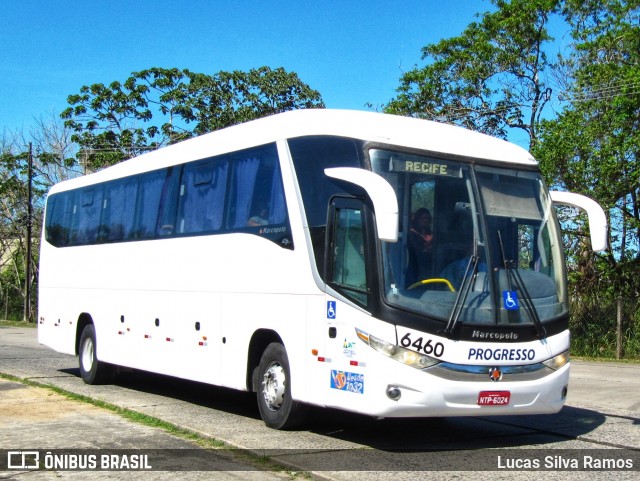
(505, 265, 546, 338)
(443, 252, 479, 337)
(498, 232, 546, 339)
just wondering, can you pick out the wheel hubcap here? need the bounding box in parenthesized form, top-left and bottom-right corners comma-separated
(261, 362, 286, 411)
(81, 338, 94, 372)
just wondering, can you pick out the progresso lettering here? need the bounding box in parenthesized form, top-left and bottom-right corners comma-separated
(468, 347, 535, 362)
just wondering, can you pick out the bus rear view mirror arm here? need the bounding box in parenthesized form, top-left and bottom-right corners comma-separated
(550, 191, 608, 252)
(325, 167, 399, 242)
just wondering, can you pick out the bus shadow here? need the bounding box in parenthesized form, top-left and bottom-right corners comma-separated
(60, 367, 262, 421)
(285, 406, 630, 472)
(60, 366, 612, 451)
(304, 405, 610, 450)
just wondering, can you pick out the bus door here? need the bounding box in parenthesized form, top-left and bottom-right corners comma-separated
(322, 197, 370, 400)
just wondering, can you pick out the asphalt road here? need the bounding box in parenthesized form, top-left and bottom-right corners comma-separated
(1, 326, 639, 480)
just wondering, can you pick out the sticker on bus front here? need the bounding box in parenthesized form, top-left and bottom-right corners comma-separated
(330, 370, 364, 394)
(327, 301, 336, 319)
(503, 290, 519, 310)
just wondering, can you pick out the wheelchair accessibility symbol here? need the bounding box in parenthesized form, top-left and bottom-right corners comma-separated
(327, 301, 337, 319)
(503, 290, 520, 310)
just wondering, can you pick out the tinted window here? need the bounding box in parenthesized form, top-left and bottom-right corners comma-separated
(44, 143, 291, 249)
(45, 191, 77, 246)
(288, 136, 364, 276)
(101, 177, 138, 241)
(228, 145, 286, 229)
(135, 169, 170, 239)
(77, 188, 103, 244)
(288, 136, 364, 228)
(179, 160, 228, 234)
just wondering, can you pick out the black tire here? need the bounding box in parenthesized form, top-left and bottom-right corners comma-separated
(78, 324, 114, 385)
(256, 342, 307, 430)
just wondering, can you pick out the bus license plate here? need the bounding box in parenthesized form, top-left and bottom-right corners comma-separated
(478, 391, 511, 406)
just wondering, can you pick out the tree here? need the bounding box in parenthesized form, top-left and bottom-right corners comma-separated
(385, 0, 560, 150)
(534, 0, 640, 298)
(62, 66, 325, 171)
(29, 112, 81, 184)
(0, 114, 75, 321)
(0, 146, 35, 320)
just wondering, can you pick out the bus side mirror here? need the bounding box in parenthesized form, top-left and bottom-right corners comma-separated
(325, 167, 399, 242)
(550, 191, 608, 252)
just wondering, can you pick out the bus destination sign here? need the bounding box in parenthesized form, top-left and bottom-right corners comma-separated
(390, 158, 460, 177)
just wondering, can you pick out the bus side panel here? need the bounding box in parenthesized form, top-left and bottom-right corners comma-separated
(314, 299, 398, 412)
(39, 231, 319, 391)
(38, 241, 82, 356)
(218, 292, 310, 393)
(83, 288, 223, 386)
(213, 232, 319, 396)
(37, 286, 78, 356)
(303, 294, 331, 406)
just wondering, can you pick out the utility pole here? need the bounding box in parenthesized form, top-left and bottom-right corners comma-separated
(23, 143, 33, 322)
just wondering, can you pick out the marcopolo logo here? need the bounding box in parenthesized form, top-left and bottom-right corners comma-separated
(471, 330, 519, 341)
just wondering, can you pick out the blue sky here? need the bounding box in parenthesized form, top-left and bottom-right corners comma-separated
(2, 0, 494, 136)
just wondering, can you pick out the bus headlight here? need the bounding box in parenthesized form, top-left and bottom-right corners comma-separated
(542, 349, 570, 371)
(356, 328, 440, 370)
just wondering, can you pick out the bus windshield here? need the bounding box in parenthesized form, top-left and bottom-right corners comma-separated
(370, 149, 567, 328)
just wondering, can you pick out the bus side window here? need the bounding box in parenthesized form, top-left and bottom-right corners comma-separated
(179, 160, 228, 234)
(226, 144, 286, 230)
(101, 177, 138, 241)
(155, 167, 181, 237)
(45, 191, 76, 247)
(245, 159, 288, 227)
(76, 188, 103, 244)
(135, 169, 167, 240)
(228, 157, 261, 228)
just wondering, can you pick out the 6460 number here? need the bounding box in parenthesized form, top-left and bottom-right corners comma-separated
(400, 333, 445, 358)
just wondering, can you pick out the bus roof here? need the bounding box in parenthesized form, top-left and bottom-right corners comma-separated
(50, 109, 537, 193)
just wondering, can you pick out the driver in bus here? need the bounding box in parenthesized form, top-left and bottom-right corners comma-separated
(406, 208, 434, 285)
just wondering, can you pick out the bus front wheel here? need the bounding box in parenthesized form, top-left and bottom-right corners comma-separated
(78, 324, 114, 385)
(256, 342, 306, 430)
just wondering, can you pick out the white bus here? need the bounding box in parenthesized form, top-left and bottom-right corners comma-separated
(38, 109, 606, 429)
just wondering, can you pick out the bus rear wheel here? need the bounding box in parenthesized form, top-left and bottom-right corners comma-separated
(257, 342, 306, 430)
(79, 324, 114, 384)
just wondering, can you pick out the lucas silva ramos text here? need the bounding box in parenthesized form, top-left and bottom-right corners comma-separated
(497, 454, 635, 470)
